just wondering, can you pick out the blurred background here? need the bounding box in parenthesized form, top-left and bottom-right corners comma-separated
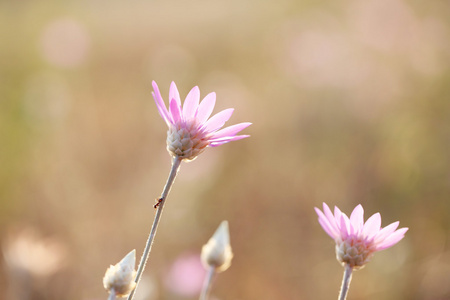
(1, 0, 450, 299)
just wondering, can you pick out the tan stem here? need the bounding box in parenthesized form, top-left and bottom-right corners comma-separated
(127, 156, 182, 300)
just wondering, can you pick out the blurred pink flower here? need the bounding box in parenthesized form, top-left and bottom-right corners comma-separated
(152, 81, 251, 161)
(164, 253, 205, 297)
(315, 203, 408, 269)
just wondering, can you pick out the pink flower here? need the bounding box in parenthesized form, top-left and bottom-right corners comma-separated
(152, 81, 251, 161)
(315, 203, 408, 269)
(164, 253, 206, 297)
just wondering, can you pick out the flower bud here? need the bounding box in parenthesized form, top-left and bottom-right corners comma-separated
(103, 250, 137, 297)
(201, 221, 233, 272)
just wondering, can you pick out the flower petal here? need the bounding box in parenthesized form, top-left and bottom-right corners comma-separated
(169, 98, 182, 124)
(340, 215, 349, 239)
(203, 108, 234, 133)
(210, 135, 250, 147)
(375, 227, 408, 251)
(196, 92, 216, 124)
(152, 81, 171, 125)
(362, 213, 381, 240)
(322, 203, 339, 233)
(169, 81, 181, 107)
(210, 122, 252, 140)
(315, 207, 339, 239)
(183, 86, 200, 120)
(350, 204, 364, 234)
(333, 206, 343, 231)
(373, 221, 399, 244)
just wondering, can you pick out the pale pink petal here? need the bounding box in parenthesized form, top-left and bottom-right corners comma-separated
(196, 93, 216, 124)
(210, 123, 252, 140)
(340, 215, 349, 239)
(169, 98, 182, 124)
(350, 204, 364, 234)
(315, 207, 339, 239)
(209, 135, 250, 147)
(342, 213, 354, 236)
(152, 81, 171, 125)
(373, 221, 399, 244)
(152, 92, 171, 125)
(375, 228, 408, 251)
(183, 86, 200, 120)
(169, 81, 181, 107)
(318, 216, 339, 240)
(323, 203, 339, 233)
(362, 213, 382, 240)
(203, 108, 234, 133)
(333, 206, 343, 232)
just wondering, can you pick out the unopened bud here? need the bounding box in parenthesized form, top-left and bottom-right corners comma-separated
(201, 221, 233, 272)
(103, 250, 137, 297)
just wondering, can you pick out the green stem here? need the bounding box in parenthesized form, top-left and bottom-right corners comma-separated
(127, 156, 183, 300)
(338, 264, 353, 300)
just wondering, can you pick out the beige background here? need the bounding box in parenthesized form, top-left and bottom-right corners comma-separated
(1, 0, 449, 299)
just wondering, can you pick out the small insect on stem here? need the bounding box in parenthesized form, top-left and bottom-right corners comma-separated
(154, 197, 164, 209)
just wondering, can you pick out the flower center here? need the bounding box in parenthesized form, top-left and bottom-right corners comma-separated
(335, 237, 375, 269)
(166, 121, 210, 161)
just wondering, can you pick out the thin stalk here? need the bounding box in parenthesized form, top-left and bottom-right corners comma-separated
(199, 266, 216, 300)
(127, 156, 183, 300)
(338, 264, 353, 300)
(107, 289, 116, 300)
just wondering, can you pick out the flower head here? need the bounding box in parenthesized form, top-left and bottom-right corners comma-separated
(201, 220, 233, 272)
(103, 250, 137, 297)
(315, 203, 408, 269)
(152, 81, 251, 161)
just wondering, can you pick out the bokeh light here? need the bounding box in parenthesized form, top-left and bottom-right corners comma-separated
(40, 18, 90, 68)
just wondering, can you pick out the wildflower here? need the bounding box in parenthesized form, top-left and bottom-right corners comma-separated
(165, 253, 205, 297)
(152, 81, 251, 161)
(103, 250, 137, 297)
(201, 221, 233, 272)
(315, 203, 408, 269)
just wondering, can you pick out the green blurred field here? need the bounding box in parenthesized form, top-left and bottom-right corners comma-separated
(1, 0, 450, 299)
